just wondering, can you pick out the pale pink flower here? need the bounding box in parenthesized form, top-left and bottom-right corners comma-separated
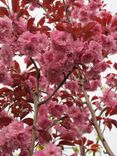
(34, 143, 62, 156)
(0, 16, 13, 43)
(81, 50, 94, 64)
(93, 61, 108, 73)
(50, 30, 73, 48)
(102, 88, 117, 107)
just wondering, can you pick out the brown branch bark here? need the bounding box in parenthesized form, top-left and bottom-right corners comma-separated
(29, 58, 40, 156)
(82, 87, 115, 156)
(80, 145, 86, 156)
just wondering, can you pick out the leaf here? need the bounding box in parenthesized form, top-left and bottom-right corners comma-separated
(22, 118, 33, 126)
(95, 16, 103, 25)
(14, 86, 26, 97)
(0, 7, 9, 16)
(40, 25, 51, 31)
(14, 61, 21, 73)
(37, 16, 45, 26)
(0, 117, 12, 129)
(106, 13, 112, 25)
(11, 0, 20, 12)
(103, 118, 112, 130)
(0, 87, 12, 95)
(27, 18, 35, 29)
(90, 144, 99, 152)
(64, 101, 73, 107)
(111, 119, 117, 128)
(56, 23, 64, 31)
(91, 96, 98, 101)
(60, 91, 71, 99)
(110, 106, 117, 116)
(21, 0, 32, 7)
(86, 140, 94, 146)
(57, 5, 64, 19)
(83, 22, 96, 33)
(113, 63, 117, 70)
(105, 106, 117, 116)
(43, 0, 55, 5)
(39, 130, 52, 142)
(111, 19, 117, 27)
(58, 140, 75, 146)
(17, 9, 29, 19)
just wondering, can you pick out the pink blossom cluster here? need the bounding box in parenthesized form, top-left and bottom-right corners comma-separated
(69, 0, 103, 22)
(18, 31, 48, 57)
(0, 120, 31, 155)
(0, 0, 117, 155)
(0, 0, 117, 90)
(34, 143, 62, 156)
(35, 100, 92, 146)
(102, 88, 117, 108)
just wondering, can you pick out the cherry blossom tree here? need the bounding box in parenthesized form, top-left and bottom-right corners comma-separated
(0, 0, 117, 156)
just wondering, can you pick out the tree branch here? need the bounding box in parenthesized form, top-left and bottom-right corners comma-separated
(29, 58, 40, 156)
(63, 0, 71, 23)
(82, 87, 115, 156)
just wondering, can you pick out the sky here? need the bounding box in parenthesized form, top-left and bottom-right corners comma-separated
(104, 0, 117, 13)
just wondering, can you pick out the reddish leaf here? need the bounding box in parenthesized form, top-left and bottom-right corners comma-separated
(106, 13, 112, 25)
(14, 61, 21, 73)
(110, 106, 117, 116)
(111, 19, 117, 27)
(90, 144, 99, 152)
(0, 87, 12, 95)
(21, 0, 32, 7)
(29, 26, 39, 32)
(57, 6, 64, 19)
(27, 18, 35, 29)
(54, 1, 62, 11)
(17, 9, 29, 19)
(91, 96, 98, 101)
(96, 116, 102, 121)
(105, 106, 117, 116)
(14, 86, 26, 97)
(64, 101, 73, 107)
(103, 118, 112, 130)
(75, 137, 87, 146)
(95, 16, 103, 25)
(56, 22, 65, 31)
(83, 22, 96, 33)
(86, 140, 94, 146)
(106, 60, 113, 65)
(38, 16, 45, 26)
(39, 130, 52, 142)
(12, 0, 20, 12)
(113, 63, 117, 70)
(58, 140, 75, 146)
(22, 118, 33, 126)
(43, 0, 55, 5)
(0, 7, 9, 16)
(0, 117, 12, 129)
(40, 25, 51, 32)
(111, 119, 117, 128)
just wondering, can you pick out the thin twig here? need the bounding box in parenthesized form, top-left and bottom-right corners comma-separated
(39, 68, 74, 106)
(63, 0, 71, 23)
